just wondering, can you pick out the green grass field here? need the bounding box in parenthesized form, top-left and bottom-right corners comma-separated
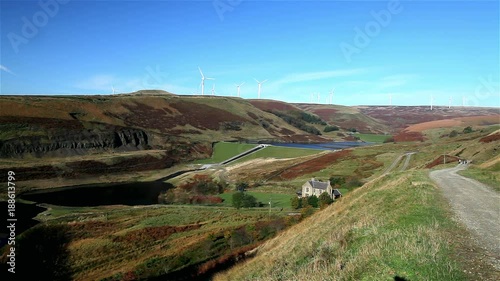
(357, 133, 392, 143)
(194, 142, 257, 164)
(194, 142, 321, 165)
(233, 146, 320, 163)
(218, 192, 295, 209)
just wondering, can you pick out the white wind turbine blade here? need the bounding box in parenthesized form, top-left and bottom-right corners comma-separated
(261, 79, 268, 84)
(198, 67, 204, 79)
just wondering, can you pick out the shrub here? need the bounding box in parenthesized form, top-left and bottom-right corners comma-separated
(301, 197, 310, 208)
(301, 205, 315, 218)
(449, 130, 458, 138)
(383, 136, 395, 143)
(324, 125, 340, 132)
(318, 192, 333, 209)
(329, 176, 346, 188)
(235, 181, 249, 192)
(290, 196, 301, 209)
(463, 126, 473, 134)
(232, 192, 258, 209)
(346, 178, 363, 189)
(307, 195, 319, 208)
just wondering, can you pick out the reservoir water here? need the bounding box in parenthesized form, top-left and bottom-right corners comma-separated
(19, 181, 173, 207)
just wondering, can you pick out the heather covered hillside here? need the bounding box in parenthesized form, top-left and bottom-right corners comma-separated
(0, 92, 328, 159)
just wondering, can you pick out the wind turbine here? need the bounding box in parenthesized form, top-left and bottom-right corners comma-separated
(329, 88, 334, 105)
(199, 67, 214, 96)
(448, 96, 452, 109)
(211, 84, 216, 96)
(317, 92, 321, 103)
(430, 95, 434, 110)
(236, 82, 244, 97)
(111, 85, 116, 95)
(254, 78, 267, 99)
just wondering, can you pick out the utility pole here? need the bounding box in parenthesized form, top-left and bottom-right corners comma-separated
(269, 196, 272, 218)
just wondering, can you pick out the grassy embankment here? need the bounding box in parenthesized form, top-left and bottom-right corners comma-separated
(194, 141, 321, 165)
(357, 133, 392, 143)
(194, 142, 258, 164)
(214, 170, 468, 281)
(458, 161, 500, 192)
(4, 204, 293, 281)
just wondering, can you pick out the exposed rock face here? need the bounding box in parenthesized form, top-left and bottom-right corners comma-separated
(0, 128, 150, 158)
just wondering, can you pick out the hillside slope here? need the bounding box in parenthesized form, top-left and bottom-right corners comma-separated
(0, 92, 326, 159)
(214, 170, 471, 281)
(292, 104, 498, 134)
(295, 103, 391, 134)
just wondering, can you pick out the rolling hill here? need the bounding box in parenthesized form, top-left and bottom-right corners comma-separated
(0, 92, 329, 160)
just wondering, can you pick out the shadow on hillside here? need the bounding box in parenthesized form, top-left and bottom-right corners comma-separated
(15, 224, 72, 281)
(395, 276, 409, 281)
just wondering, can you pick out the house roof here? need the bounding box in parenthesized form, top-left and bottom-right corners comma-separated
(333, 189, 342, 196)
(308, 180, 329, 190)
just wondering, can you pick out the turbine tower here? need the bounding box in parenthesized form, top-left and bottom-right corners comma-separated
(199, 67, 214, 96)
(236, 82, 244, 97)
(430, 95, 434, 110)
(329, 89, 334, 104)
(111, 85, 116, 95)
(448, 96, 452, 109)
(254, 78, 267, 99)
(317, 92, 321, 103)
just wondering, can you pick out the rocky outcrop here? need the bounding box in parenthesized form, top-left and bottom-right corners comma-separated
(0, 128, 150, 158)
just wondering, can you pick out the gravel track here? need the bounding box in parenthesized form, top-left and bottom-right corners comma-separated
(430, 165, 500, 270)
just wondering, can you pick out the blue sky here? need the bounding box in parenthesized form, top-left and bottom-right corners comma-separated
(1, 0, 499, 106)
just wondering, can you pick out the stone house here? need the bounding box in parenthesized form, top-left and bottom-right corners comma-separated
(299, 178, 342, 200)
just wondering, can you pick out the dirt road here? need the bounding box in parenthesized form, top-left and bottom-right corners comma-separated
(430, 165, 500, 269)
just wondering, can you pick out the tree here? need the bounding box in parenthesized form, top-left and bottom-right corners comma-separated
(242, 193, 257, 208)
(235, 181, 249, 192)
(307, 195, 319, 208)
(232, 192, 257, 209)
(232, 192, 244, 209)
(329, 176, 346, 188)
(324, 125, 340, 132)
(463, 126, 473, 134)
(290, 196, 302, 209)
(301, 197, 310, 208)
(318, 192, 334, 209)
